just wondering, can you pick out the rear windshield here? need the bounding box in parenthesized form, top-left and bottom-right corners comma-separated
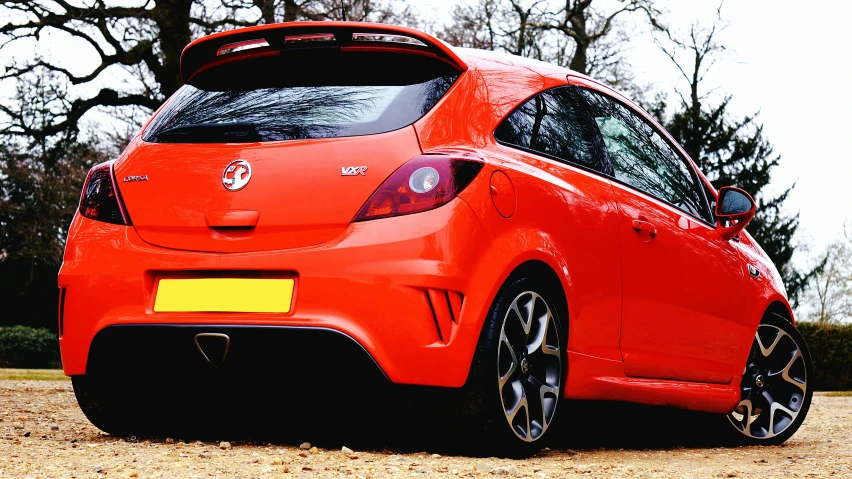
(142, 76, 458, 143)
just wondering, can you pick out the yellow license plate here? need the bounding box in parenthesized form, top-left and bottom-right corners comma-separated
(154, 278, 294, 313)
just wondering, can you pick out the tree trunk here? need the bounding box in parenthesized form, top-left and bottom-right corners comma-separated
(568, 38, 588, 74)
(688, 50, 702, 163)
(150, 0, 193, 99)
(567, 11, 588, 74)
(516, 19, 527, 56)
(283, 0, 301, 22)
(254, 0, 277, 24)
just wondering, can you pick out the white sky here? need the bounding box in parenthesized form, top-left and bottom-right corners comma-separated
(2, 0, 850, 262)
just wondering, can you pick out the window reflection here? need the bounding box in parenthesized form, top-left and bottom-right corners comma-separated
(143, 75, 458, 143)
(495, 88, 600, 170)
(720, 189, 752, 215)
(578, 89, 711, 222)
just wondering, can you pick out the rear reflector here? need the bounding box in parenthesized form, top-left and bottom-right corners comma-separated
(58, 287, 67, 337)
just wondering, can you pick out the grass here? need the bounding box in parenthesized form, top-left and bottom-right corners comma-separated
(0, 368, 69, 381)
(817, 391, 852, 397)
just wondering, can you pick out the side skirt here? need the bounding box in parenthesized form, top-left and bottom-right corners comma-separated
(564, 351, 740, 414)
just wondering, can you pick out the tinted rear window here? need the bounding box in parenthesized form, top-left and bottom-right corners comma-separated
(143, 75, 457, 143)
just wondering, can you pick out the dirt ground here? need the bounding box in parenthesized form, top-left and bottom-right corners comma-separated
(1, 379, 850, 479)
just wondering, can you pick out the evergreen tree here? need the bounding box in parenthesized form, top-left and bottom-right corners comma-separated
(658, 9, 818, 304)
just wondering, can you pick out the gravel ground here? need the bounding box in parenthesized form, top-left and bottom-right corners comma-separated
(1, 380, 850, 478)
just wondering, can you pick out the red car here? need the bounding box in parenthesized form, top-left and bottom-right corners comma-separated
(59, 22, 813, 453)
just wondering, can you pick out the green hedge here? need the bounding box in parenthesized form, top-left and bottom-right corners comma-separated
(798, 322, 852, 391)
(0, 326, 61, 369)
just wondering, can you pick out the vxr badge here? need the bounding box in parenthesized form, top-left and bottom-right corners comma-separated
(341, 166, 368, 176)
(223, 159, 251, 191)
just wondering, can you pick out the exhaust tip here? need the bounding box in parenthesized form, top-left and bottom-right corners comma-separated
(194, 333, 231, 367)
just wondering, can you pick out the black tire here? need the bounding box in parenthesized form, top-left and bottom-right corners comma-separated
(72, 375, 148, 436)
(459, 275, 567, 457)
(724, 312, 814, 446)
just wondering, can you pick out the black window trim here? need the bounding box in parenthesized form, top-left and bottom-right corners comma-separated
(492, 139, 613, 182)
(574, 86, 718, 228)
(491, 85, 613, 178)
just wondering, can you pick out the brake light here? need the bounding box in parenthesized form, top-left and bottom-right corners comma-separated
(79, 162, 129, 225)
(354, 151, 484, 221)
(216, 39, 270, 56)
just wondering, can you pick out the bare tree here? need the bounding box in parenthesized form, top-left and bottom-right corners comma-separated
(653, 5, 726, 162)
(441, 0, 497, 50)
(0, 69, 106, 265)
(222, 0, 419, 25)
(802, 231, 852, 324)
(441, 0, 547, 57)
(442, 0, 664, 77)
(535, 0, 663, 75)
(0, 0, 417, 142)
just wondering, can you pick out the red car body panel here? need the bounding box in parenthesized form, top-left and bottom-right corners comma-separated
(116, 127, 423, 252)
(59, 22, 794, 416)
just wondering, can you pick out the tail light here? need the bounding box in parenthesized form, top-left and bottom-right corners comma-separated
(354, 151, 484, 221)
(79, 161, 130, 225)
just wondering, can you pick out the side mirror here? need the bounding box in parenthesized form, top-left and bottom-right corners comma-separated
(715, 186, 756, 240)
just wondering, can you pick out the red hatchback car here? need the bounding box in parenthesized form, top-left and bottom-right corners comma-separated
(59, 22, 813, 453)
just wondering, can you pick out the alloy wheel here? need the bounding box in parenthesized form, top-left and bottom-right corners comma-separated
(728, 323, 808, 439)
(497, 291, 562, 442)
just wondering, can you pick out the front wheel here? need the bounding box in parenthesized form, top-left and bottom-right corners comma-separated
(725, 313, 814, 445)
(460, 276, 566, 456)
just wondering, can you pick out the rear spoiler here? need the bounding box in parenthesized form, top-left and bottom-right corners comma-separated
(180, 22, 468, 83)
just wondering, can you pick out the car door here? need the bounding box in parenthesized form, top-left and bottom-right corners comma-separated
(492, 86, 624, 362)
(576, 87, 748, 384)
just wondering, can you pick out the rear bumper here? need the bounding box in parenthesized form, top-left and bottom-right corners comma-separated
(85, 324, 388, 383)
(58, 198, 492, 387)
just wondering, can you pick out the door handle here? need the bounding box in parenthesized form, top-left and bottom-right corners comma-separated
(631, 219, 657, 237)
(205, 210, 259, 229)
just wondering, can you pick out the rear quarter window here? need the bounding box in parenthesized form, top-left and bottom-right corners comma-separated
(494, 87, 603, 172)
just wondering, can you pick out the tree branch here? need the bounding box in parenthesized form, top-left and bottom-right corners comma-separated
(1, 88, 161, 138)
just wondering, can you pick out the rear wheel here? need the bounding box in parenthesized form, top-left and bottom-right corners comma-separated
(72, 375, 139, 436)
(725, 313, 813, 445)
(461, 276, 566, 456)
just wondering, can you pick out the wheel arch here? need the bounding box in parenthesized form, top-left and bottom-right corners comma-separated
(477, 244, 572, 339)
(455, 233, 573, 385)
(732, 292, 796, 391)
(765, 300, 795, 325)
(501, 259, 570, 333)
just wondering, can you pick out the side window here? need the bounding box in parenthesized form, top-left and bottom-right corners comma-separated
(495, 87, 603, 171)
(577, 88, 712, 222)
